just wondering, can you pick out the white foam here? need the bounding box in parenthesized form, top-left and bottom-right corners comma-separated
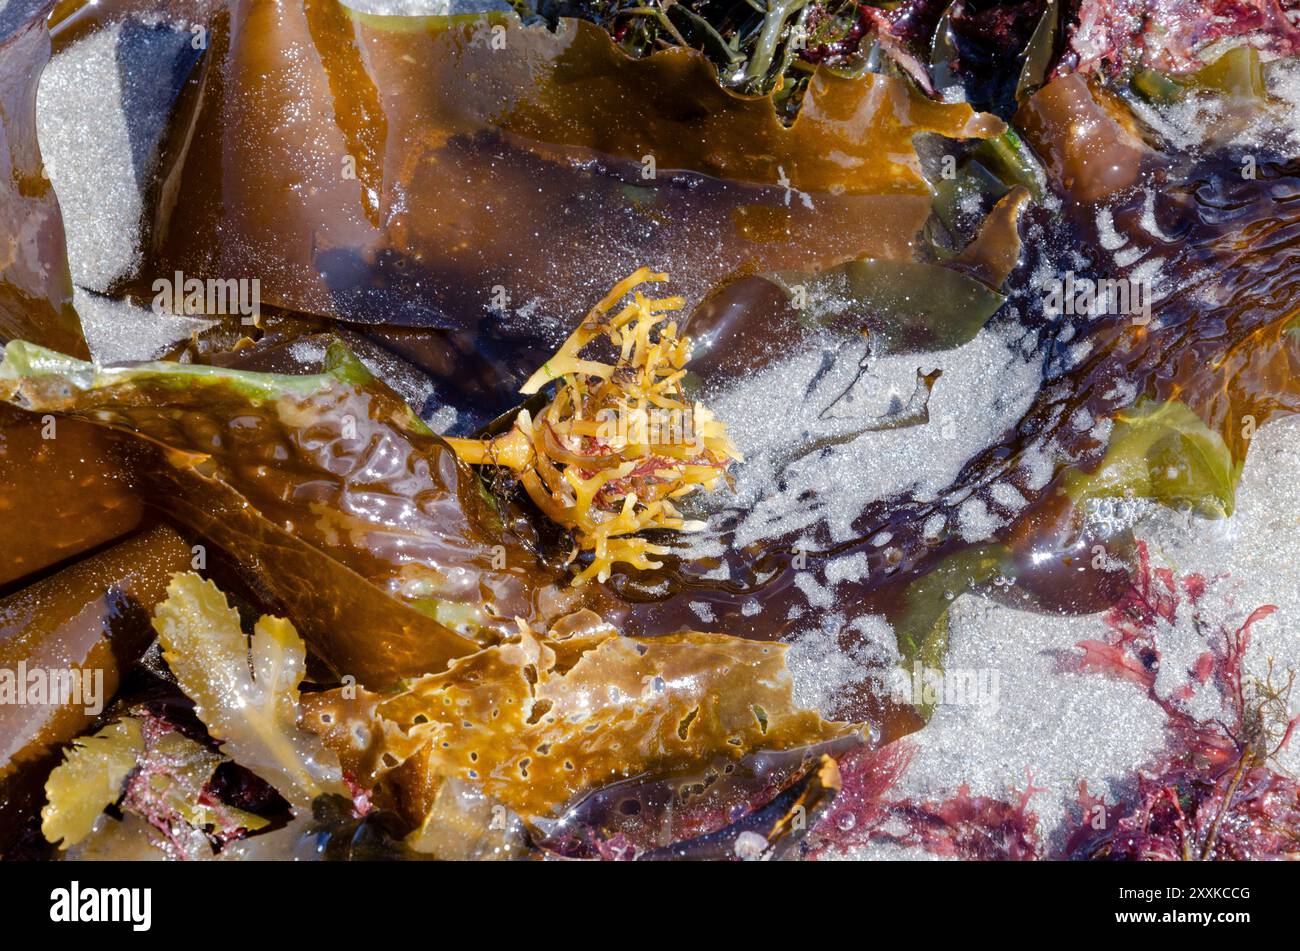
(703, 325, 1040, 552)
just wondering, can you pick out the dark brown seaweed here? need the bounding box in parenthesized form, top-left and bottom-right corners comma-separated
(0, 1, 86, 358)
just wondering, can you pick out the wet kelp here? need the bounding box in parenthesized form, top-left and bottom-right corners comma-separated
(11, 0, 1300, 860)
(0, 0, 85, 358)
(591, 70, 1300, 719)
(302, 605, 861, 849)
(0, 266, 741, 684)
(78, 0, 1001, 339)
(36, 574, 862, 859)
(0, 525, 191, 851)
(0, 405, 143, 587)
(49, 1, 1300, 721)
(41, 573, 350, 858)
(0, 0, 132, 592)
(0, 339, 603, 684)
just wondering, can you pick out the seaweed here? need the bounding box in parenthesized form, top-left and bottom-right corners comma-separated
(57, 1, 1003, 349)
(1065, 398, 1242, 519)
(808, 549, 1300, 861)
(807, 742, 1045, 860)
(42, 575, 358, 859)
(0, 0, 86, 358)
(0, 339, 587, 684)
(152, 573, 350, 810)
(0, 525, 192, 852)
(770, 257, 1008, 355)
(447, 269, 741, 585)
(0, 405, 143, 587)
(302, 611, 863, 836)
(1060, 545, 1300, 860)
(41, 717, 146, 850)
(14, 0, 1300, 864)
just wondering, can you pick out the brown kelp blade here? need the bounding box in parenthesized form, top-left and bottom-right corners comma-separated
(48, 0, 223, 46)
(0, 0, 86, 358)
(303, 619, 864, 837)
(0, 524, 191, 851)
(538, 741, 857, 859)
(0, 340, 576, 686)
(0, 405, 143, 587)
(104, 2, 999, 338)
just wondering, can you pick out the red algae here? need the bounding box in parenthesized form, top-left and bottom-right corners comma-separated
(811, 545, 1299, 860)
